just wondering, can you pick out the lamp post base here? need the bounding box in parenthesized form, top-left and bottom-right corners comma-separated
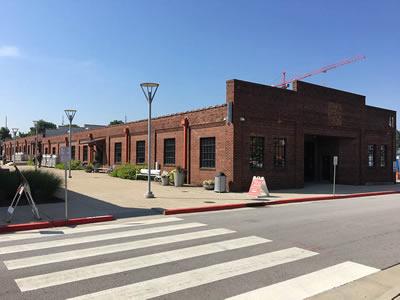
(145, 192, 155, 198)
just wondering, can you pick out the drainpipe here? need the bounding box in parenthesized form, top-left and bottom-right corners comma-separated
(78, 139, 81, 161)
(181, 118, 189, 182)
(88, 134, 93, 163)
(124, 127, 130, 163)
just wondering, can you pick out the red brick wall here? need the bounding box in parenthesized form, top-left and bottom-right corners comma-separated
(9, 79, 396, 191)
(228, 79, 396, 191)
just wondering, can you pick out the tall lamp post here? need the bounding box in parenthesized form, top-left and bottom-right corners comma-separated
(11, 128, 18, 162)
(140, 82, 159, 198)
(33, 121, 38, 171)
(64, 109, 77, 178)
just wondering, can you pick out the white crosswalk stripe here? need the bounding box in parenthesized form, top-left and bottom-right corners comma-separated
(225, 261, 379, 300)
(0, 217, 183, 242)
(15, 236, 270, 292)
(67, 247, 318, 300)
(4, 228, 235, 269)
(0, 222, 206, 254)
(0, 218, 380, 300)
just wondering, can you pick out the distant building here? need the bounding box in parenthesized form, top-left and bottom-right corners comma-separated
(45, 124, 105, 137)
(5, 79, 397, 190)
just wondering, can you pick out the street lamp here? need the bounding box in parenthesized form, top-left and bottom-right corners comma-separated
(64, 109, 77, 178)
(140, 82, 159, 198)
(11, 128, 18, 162)
(33, 121, 38, 171)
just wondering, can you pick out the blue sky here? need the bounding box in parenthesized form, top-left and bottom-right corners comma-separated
(0, 0, 399, 132)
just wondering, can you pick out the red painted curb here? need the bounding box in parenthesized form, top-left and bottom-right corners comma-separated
(0, 215, 115, 234)
(164, 202, 266, 215)
(267, 190, 400, 206)
(164, 190, 400, 215)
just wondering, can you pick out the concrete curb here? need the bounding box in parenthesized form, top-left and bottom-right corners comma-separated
(0, 215, 115, 234)
(164, 202, 266, 215)
(164, 190, 400, 215)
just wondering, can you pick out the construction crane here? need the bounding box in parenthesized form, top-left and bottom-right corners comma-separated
(273, 55, 366, 89)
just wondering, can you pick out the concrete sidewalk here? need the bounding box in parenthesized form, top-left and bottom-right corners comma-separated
(1, 166, 399, 225)
(308, 264, 400, 300)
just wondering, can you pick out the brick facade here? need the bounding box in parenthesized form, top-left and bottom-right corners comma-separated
(4, 79, 397, 191)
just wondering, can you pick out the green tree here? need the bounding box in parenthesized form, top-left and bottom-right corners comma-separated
(0, 127, 11, 140)
(29, 119, 57, 135)
(18, 132, 30, 138)
(109, 120, 124, 126)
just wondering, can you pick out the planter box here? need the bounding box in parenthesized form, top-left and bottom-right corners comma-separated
(203, 184, 215, 190)
(174, 172, 185, 187)
(161, 177, 169, 186)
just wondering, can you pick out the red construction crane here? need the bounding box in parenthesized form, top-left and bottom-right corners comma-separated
(273, 55, 366, 88)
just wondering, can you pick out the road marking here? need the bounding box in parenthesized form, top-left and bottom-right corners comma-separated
(4, 228, 235, 270)
(0, 217, 183, 242)
(0, 222, 206, 255)
(16, 236, 269, 292)
(67, 247, 317, 300)
(225, 261, 379, 300)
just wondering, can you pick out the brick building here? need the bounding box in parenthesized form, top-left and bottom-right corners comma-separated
(3, 79, 397, 191)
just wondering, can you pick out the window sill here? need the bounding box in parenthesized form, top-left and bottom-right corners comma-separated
(200, 168, 216, 171)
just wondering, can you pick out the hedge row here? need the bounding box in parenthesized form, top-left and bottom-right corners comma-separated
(55, 160, 85, 170)
(109, 164, 147, 180)
(0, 170, 62, 205)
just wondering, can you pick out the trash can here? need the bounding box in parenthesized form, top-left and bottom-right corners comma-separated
(214, 172, 227, 193)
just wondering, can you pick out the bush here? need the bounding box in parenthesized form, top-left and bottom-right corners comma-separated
(27, 158, 35, 166)
(55, 160, 84, 170)
(109, 164, 146, 180)
(85, 163, 94, 173)
(116, 165, 137, 180)
(55, 163, 64, 170)
(0, 170, 62, 205)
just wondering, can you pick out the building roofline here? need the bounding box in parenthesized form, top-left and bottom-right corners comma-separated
(9, 103, 226, 142)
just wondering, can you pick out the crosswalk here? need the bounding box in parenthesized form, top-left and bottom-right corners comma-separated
(0, 216, 379, 299)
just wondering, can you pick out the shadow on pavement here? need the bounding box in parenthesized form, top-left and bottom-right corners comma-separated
(0, 189, 161, 226)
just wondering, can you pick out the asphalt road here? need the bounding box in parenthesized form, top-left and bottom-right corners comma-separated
(0, 194, 399, 299)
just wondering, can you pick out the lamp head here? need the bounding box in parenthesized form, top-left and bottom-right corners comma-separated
(64, 109, 77, 123)
(140, 82, 159, 103)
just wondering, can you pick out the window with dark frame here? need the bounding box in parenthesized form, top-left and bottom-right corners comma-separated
(136, 140, 145, 164)
(379, 145, 387, 167)
(52, 147, 56, 155)
(274, 138, 287, 168)
(200, 137, 216, 168)
(83, 145, 88, 161)
(114, 142, 122, 163)
(164, 138, 176, 165)
(368, 144, 375, 167)
(71, 146, 76, 160)
(249, 136, 264, 169)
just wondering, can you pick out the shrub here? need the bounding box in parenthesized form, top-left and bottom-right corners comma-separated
(55, 163, 64, 170)
(85, 163, 94, 173)
(0, 170, 62, 205)
(55, 160, 84, 170)
(109, 164, 146, 180)
(27, 158, 35, 166)
(116, 164, 137, 180)
(168, 169, 175, 185)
